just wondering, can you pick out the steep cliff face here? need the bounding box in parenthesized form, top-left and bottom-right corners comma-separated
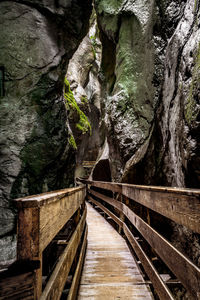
(66, 15, 105, 179)
(94, 0, 200, 189)
(0, 0, 92, 266)
(159, 0, 200, 188)
(94, 0, 155, 181)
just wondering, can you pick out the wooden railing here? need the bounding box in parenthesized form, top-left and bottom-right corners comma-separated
(0, 186, 87, 300)
(79, 178, 200, 300)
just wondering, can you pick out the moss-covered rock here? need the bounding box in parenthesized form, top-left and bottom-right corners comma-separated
(0, 0, 92, 266)
(184, 43, 200, 126)
(95, 0, 155, 178)
(66, 15, 105, 172)
(64, 78, 91, 135)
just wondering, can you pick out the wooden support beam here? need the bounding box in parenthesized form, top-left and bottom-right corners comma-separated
(16, 207, 42, 299)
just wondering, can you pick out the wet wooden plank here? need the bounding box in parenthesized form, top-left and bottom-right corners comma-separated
(40, 207, 87, 300)
(88, 195, 123, 227)
(77, 203, 153, 300)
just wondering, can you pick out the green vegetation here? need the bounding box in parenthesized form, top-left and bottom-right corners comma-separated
(185, 43, 200, 125)
(68, 134, 77, 149)
(81, 95, 88, 104)
(64, 78, 91, 135)
(90, 35, 97, 59)
(194, 0, 198, 13)
(90, 35, 97, 47)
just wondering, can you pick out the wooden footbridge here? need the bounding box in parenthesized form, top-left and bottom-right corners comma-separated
(0, 179, 200, 299)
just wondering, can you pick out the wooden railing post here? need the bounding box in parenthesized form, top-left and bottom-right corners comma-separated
(16, 205, 42, 299)
(15, 185, 86, 300)
(74, 208, 81, 225)
(118, 194, 124, 235)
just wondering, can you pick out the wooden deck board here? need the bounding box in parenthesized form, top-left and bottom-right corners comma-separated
(77, 203, 153, 299)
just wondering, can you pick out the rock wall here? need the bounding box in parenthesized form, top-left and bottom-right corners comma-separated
(94, 0, 200, 189)
(66, 14, 105, 178)
(158, 0, 200, 188)
(94, 0, 155, 181)
(0, 0, 92, 266)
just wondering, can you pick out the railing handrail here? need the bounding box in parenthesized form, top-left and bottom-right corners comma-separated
(12, 185, 87, 299)
(79, 178, 200, 196)
(15, 186, 85, 208)
(79, 178, 200, 234)
(80, 178, 200, 300)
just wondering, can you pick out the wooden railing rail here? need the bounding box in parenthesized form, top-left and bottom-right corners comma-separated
(78, 178, 200, 300)
(0, 185, 87, 300)
(80, 179, 200, 233)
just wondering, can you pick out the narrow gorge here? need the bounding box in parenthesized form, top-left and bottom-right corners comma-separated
(0, 0, 199, 298)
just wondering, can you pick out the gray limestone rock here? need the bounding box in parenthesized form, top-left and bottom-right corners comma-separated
(66, 15, 105, 177)
(95, 0, 199, 189)
(95, 0, 155, 180)
(0, 0, 92, 266)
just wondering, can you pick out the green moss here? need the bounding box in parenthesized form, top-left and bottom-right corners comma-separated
(68, 134, 77, 149)
(185, 43, 200, 125)
(194, 0, 198, 13)
(81, 95, 88, 104)
(185, 87, 197, 124)
(90, 35, 97, 47)
(96, 0, 123, 15)
(90, 35, 97, 59)
(64, 78, 91, 135)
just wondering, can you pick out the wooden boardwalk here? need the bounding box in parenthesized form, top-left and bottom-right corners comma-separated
(78, 203, 153, 299)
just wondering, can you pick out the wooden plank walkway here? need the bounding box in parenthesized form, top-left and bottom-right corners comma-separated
(77, 203, 153, 299)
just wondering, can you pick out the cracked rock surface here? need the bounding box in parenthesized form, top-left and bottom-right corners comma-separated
(95, 0, 200, 189)
(95, 0, 155, 180)
(67, 15, 105, 179)
(0, 0, 92, 266)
